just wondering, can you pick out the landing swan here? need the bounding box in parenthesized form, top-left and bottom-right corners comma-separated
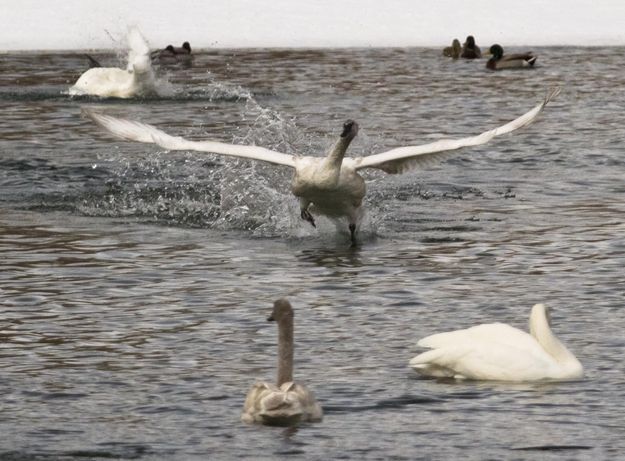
(83, 87, 559, 242)
(69, 27, 156, 98)
(409, 303, 583, 381)
(242, 299, 322, 426)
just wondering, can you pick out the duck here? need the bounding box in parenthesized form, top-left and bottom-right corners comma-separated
(409, 303, 583, 382)
(152, 42, 192, 60)
(241, 299, 323, 426)
(83, 87, 559, 244)
(461, 35, 482, 59)
(443, 39, 462, 59)
(486, 44, 537, 70)
(69, 27, 156, 98)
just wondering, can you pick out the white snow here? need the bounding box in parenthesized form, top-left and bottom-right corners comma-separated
(2, 0, 625, 50)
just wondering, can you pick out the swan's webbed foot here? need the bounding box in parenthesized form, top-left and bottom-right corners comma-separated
(349, 223, 357, 246)
(301, 209, 316, 228)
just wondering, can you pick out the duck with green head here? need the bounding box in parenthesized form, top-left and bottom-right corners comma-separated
(487, 44, 537, 70)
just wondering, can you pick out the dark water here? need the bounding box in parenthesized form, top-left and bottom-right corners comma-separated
(1, 47, 624, 460)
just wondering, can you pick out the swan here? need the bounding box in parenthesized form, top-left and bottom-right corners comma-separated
(69, 27, 156, 98)
(487, 44, 537, 70)
(241, 299, 323, 426)
(409, 303, 583, 382)
(83, 87, 559, 243)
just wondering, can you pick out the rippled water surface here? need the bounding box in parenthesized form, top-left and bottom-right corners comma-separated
(1, 47, 625, 460)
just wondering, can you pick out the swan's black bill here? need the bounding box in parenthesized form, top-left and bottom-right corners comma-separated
(341, 120, 355, 137)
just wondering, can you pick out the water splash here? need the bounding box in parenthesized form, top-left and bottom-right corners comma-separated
(78, 92, 310, 237)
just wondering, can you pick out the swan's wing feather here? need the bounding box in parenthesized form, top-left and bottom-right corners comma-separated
(412, 322, 561, 381)
(411, 341, 557, 381)
(355, 87, 560, 174)
(285, 383, 323, 422)
(418, 323, 542, 352)
(84, 110, 296, 168)
(241, 380, 322, 424)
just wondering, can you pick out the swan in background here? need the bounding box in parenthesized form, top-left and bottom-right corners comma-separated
(242, 299, 323, 426)
(69, 27, 156, 98)
(487, 44, 537, 70)
(410, 303, 583, 382)
(83, 87, 559, 243)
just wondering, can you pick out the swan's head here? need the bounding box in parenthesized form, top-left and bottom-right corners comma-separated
(268, 298, 294, 322)
(182, 42, 191, 52)
(340, 120, 359, 141)
(531, 303, 551, 326)
(489, 44, 504, 60)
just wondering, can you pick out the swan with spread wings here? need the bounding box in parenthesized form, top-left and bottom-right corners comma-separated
(84, 87, 559, 243)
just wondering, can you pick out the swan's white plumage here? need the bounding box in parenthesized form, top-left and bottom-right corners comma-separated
(84, 88, 558, 238)
(410, 303, 583, 382)
(85, 110, 295, 167)
(354, 87, 560, 173)
(69, 27, 155, 98)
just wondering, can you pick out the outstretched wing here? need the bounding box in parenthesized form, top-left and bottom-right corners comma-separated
(83, 109, 296, 168)
(354, 87, 560, 174)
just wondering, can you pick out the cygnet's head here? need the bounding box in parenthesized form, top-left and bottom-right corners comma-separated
(268, 298, 294, 322)
(165, 45, 175, 52)
(182, 42, 191, 53)
(340, 119, 359, 141)
(465, 35, 476, 47)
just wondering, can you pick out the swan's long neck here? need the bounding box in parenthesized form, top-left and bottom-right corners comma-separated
(276, 314, 294, 386)
(325, 136, 352, 167)
(529, 304, 580, 368)
(318, 136, 352, 186)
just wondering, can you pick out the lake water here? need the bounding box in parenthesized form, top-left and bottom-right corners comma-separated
(1, 47, 624, 460)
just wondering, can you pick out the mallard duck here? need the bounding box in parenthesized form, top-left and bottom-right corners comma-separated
(443, 39, 462, 59)
(410, 304, 583, 382)
(241, 299, 323, 426)
(461, 35, 482, 59)
(486, 44, 537, 70)
(152, 42, 191, 61)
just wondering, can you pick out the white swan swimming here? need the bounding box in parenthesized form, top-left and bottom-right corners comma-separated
(409, 303, 583, 382)
(242, 299, 323, 426)
(69, 27, 156, 98)
(84, 87, 559, 242)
